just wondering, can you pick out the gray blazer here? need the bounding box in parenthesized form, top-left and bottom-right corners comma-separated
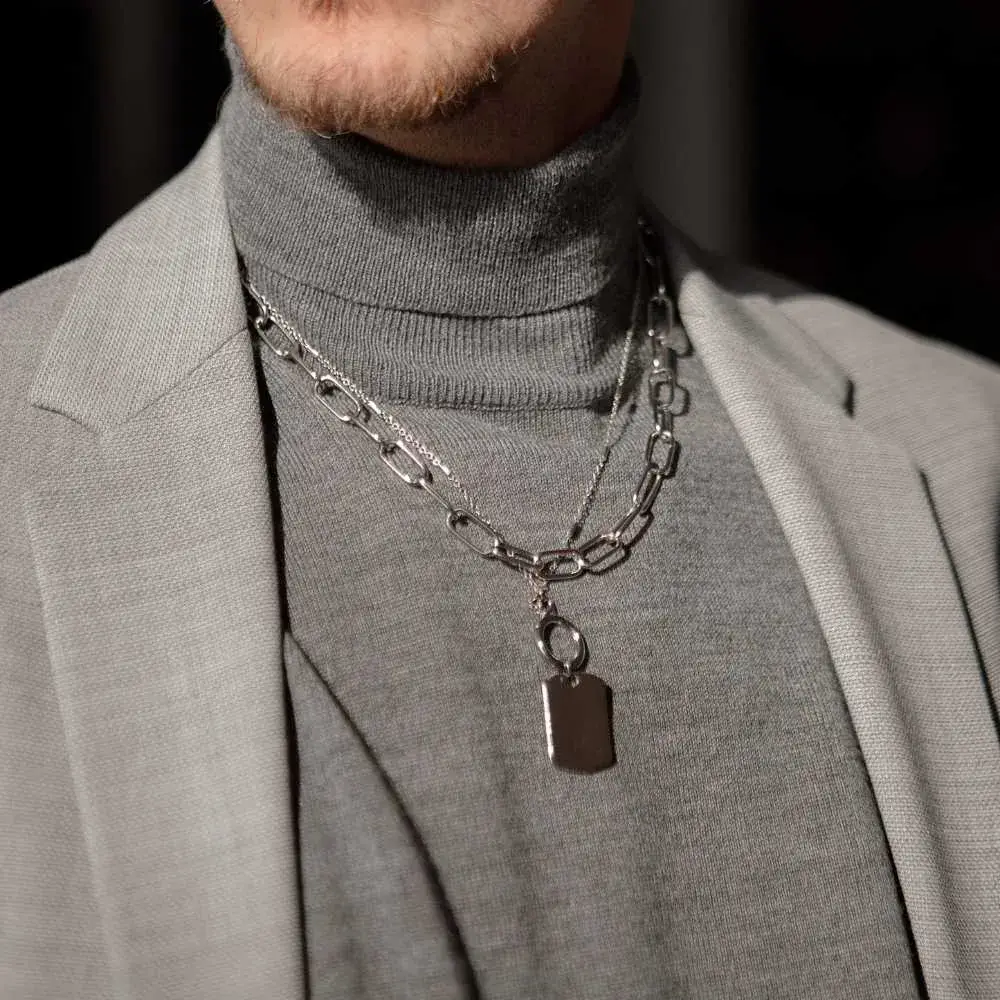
(2, 132, 999, 1000)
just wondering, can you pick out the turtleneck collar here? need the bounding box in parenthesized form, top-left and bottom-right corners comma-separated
(220, 36, 643, 321)
(218, 35, 655, 416)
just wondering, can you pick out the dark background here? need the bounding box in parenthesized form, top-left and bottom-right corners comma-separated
(4, 2, 997, 361)
(752, 0, 998, 361)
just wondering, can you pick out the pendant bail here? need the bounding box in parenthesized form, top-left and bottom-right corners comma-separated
(534, 610, 589, 677)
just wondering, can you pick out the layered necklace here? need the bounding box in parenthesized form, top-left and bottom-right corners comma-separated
(242, 212, 689, 774)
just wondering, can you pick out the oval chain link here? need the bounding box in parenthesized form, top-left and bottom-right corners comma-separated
(242, 214, 687, 585)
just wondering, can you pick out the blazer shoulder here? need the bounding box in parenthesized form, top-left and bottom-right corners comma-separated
(714, 254, 1000, 434)
(0, 259, 86, 403)
(0, 260, 87, 579)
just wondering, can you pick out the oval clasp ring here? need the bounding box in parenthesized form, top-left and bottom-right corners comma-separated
(535, 612, 589, 675)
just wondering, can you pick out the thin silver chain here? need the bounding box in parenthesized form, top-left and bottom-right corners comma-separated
(563, 256, 644, 548)
(241, 213, 687, 610)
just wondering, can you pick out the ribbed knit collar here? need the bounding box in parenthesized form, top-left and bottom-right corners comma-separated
(219, 36, 647, 411)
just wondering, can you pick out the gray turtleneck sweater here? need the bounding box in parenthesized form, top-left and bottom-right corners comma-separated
(219, 44, 924, 1000)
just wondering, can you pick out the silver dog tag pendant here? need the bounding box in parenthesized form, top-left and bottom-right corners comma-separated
(542, 672, 615, 774)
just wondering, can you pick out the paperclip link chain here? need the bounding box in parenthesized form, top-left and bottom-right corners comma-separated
(242, 214, 687, 589)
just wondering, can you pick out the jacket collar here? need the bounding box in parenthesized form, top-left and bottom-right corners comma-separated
(30, 132, 247, 433)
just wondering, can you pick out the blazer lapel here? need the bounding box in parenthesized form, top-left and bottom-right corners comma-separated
(662, 223, 1000, 999)
(26, 134, 304, 998)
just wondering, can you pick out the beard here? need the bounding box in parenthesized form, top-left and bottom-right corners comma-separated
(218, 0, 559, 134)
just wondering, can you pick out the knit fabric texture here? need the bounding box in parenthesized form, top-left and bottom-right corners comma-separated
(219, 42, 924, 1000)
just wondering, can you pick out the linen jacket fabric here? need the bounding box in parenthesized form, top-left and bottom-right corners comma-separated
(1, 132, 998, 1000)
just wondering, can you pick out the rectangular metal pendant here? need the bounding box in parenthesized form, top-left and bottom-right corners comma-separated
(542, 673, 615, 774)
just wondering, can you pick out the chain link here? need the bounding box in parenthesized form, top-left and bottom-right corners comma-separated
(250, 289, 494, 523)
(242, 214, 688, 591)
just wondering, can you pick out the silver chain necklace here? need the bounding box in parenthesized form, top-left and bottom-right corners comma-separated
(242, 213, 689, 774)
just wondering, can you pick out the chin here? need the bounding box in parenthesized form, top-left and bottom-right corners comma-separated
(217, 0, 559, 133)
